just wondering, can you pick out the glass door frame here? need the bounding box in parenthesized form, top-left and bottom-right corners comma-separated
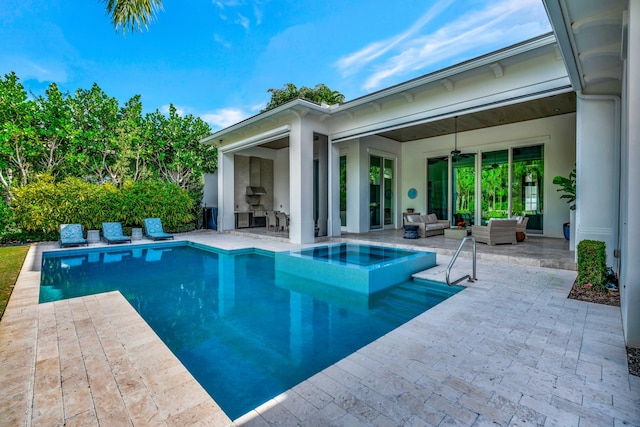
(369, 151, 397, 230)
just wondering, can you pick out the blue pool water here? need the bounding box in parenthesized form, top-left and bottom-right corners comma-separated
(40, 242, 463, 419)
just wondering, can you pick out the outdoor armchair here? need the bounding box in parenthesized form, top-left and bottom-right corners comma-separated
(471, 219, 517, 245)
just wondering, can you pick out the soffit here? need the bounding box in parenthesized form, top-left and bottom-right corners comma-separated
(544, 0, 626, 95)
(377, 91, 576, 142)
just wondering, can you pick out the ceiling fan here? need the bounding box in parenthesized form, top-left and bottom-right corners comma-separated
(450, 116, 471, 159)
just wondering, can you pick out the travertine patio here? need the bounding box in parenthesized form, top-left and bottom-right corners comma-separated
(1, 231, 638, 426)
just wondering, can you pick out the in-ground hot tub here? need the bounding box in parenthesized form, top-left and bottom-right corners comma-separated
(275, 243, 436, 295)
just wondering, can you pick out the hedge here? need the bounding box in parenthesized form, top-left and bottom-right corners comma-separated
(11, 176, 195, 234)
(576, 239, 607, 290)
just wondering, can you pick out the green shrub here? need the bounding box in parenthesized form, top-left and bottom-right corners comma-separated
(0, 200, 11, 235)
(11, 176, 195, 235)
(577, 240, 607, 290)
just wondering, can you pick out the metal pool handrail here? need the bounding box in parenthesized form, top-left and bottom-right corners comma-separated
(446, 236, 477, 286)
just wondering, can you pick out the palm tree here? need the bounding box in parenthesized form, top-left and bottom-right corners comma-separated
(102, 0, 164, 34)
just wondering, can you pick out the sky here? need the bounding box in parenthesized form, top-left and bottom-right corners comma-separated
(0, 0, 552, 131)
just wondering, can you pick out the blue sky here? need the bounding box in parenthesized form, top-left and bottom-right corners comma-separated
(0, 0, 551, 130)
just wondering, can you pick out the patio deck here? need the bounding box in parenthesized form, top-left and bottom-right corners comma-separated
(1, 230, 637, 426)
(230, 227, 576, 271)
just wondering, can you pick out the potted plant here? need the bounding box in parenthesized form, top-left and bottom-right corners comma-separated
(553, 167, 576, 240)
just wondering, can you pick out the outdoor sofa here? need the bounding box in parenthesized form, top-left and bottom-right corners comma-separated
(404, 213, 450, 237)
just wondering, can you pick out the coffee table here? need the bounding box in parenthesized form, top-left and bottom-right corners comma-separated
(444, 227, 470, 239)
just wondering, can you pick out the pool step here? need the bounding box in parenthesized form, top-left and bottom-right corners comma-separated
(374, 280, 452, 323)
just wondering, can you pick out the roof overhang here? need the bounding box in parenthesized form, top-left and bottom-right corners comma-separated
(542, 0, 626, 95)
(202, 33, 575, 147)
(200, 99, 330, 146)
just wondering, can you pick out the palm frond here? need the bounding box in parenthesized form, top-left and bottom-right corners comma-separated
(103, 0, 164, 34)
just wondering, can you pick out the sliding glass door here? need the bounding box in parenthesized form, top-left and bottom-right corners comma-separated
(427, 144, 543, 230)
(452, 154, 475, 225)
(369, 155, 395, 229)
(427, 157, 448, 220)
(481, 150, 509, 224)
(512, 145, 544, 231)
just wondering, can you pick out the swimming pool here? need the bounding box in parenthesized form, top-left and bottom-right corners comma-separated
(40, 242, 462, 419)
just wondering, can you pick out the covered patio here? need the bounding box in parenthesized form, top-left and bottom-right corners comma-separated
(227, 227, 575, 271)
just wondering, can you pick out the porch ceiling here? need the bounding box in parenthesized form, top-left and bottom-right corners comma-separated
(377, 91, 576, 143)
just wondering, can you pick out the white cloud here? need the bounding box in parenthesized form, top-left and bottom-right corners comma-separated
(336, 0, 551, 91)
(201, 107, 250, 129)
(213, 33, 231, 48)
(336, 0, 454, 77)
(236, 13, 250, 30)
(254, 4, 263, 26)
(0, 55, 68, 83)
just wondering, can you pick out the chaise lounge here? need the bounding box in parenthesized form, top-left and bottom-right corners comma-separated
(404, 213, 450, 237)
(143, 218, 174, 241)
(471, 218, 518, 245)
(59, 224, 88, 248)
(101, 222, 132, 244)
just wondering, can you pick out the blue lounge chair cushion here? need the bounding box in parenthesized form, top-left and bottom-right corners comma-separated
(59, 224, 88, 247)
(144, 218, 174, 240)
(101, 222, 131, 244)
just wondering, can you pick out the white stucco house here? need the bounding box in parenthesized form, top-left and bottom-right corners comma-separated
(202, 0, 639, 346)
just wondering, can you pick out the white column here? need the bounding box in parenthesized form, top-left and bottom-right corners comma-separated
(318, 136, 329, 236)
(218, 151, 236, 231)
(328, 141, 341, 237)
(289, 117, 315, 244)
(621, 1, 640, 347)
(575, 95, 619, 264)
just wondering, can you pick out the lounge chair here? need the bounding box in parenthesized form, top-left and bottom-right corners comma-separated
(101, 222, 132, 244)
(471, 219, 517, 245)
(143, 218, 174, 241)
(59, 224, 88, 247)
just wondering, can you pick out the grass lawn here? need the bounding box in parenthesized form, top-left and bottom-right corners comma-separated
(0, 245, 29, 320)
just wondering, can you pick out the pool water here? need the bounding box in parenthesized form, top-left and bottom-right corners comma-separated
(40, 243, 462, 419)
(292, 243, 418, 266)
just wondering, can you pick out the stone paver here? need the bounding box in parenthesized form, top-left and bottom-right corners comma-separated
(0, 231, 637, 427)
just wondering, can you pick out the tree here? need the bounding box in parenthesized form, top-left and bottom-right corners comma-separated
(117, 95, 149, 181)
(144, 104, 215, 195)
(33, 83, 75, 178)
(102, 0, 164, 34)
(0, 72, 39, 201)
(262, 83, 345, 112)
(70, 84, 124, 185)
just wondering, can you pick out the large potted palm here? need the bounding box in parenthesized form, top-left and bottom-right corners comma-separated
(553, 167, 576, 240)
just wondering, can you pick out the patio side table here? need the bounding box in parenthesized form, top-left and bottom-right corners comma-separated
(403, 224, 419, 239)
(87, 229, 100, 244)
(131, 227, 143, 241)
